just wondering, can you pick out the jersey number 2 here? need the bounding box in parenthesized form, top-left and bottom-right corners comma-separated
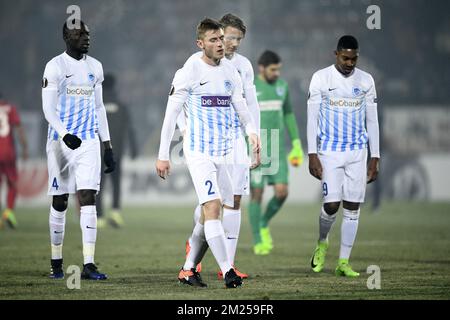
(205, 180, 215, 195)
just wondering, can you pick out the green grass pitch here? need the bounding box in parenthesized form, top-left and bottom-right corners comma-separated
(1, 202, 449, 299)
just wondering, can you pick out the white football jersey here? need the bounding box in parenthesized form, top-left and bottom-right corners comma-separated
(171, 55, 244, 157)
(185, 52, 255, 139)
(42, 52, 104, 141)
(308, 65, 377, 152)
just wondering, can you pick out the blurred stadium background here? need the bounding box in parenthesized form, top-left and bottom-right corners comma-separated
(1, 0, 449, 206)
(0, 0, 450, 300)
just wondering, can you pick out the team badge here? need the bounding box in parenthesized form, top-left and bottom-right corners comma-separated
(276, 86, 285, 97)
(352, 87, 361, 96)
(88, 73, 95, 82)
(224, 80, 233, 93)
(42, 78, 48, 88)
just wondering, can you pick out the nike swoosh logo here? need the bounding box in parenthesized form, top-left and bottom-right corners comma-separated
(328, 88, 337, 91)
(86, 226, 96, 229)
(200, 81, 208, 86)
(66, 74, 74, 78)
(54, 231, 63, 234)
(227, 237, 237, 240)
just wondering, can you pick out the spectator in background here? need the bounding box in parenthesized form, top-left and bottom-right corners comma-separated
(0, 92, 28, 229)
(96, 73, 138, 228)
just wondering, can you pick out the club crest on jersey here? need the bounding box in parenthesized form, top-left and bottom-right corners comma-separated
(88, 73, 95, 82)
(224, 80, 233, 94)
(352, 87, 361, 96)
(276, 86, 285, 97)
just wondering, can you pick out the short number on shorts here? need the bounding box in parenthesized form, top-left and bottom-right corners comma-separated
(205, 180, 215, 195)
(52, 177, 59, 190)
(322, 182, 328, 196)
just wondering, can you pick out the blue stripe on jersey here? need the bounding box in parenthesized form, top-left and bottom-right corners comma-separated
(73, 97, 84, 136)
(216, 109, 223, 156)
(341, 108, 348, 152)
(234, 113, 240, 139)
(198, 99, 205, 153)
(350, 109, 357, 151)
(322, 104, 330, 150)
(331, 109, 339, 151)
(224, 106, 230, 153)
(81, 99, 90, 140)
(207, 108, 214, 156)
(66, 96, 76, 132)
(89, 100, 96, 139)
(189, 96, 195, 152)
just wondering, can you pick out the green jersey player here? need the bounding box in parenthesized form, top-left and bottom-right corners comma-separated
(249, 50, 304, 255)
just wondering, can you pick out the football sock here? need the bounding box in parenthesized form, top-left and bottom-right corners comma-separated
(261, 196, 285, 228)
(248, 201, 262, 244)
(183, 222, 207, 270)
(188, 204, 202, 246)
(319, 206, 337, 242)
(222, 208, 241, 265)
(340, 208, 360, 260)
(80, 205, 97, 265)
(49, 206, 66, 260)
(204, 219, 232, 277)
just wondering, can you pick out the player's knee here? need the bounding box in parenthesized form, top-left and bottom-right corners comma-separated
(78, 190, 96, 206)
(275, 189, 288, 202)
(343, 201, 360, 211)
(203, 199, 221, 219)
(251, 189, 263, 203)
(52, 194, 69, 212)
(323, 202, 340, 215)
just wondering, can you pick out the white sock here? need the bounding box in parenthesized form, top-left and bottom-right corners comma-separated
(80, 205, 97, 265)
(222, 208, 241, 265)
(49, 206, 66, 260)
(319, 206, 337, 242)
(340, 208, 360, 260)
(183, 222, 208, 270)
(188, 204, 203, 246)
(204, 219, 232, 277)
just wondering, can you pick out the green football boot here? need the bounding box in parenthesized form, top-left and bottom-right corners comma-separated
(2, 209, 18, 229)
(335, 258, 360, 277)
(260, 227, 273, 251)
(310, 240, 328, 273)
(253, 242, 270, 255)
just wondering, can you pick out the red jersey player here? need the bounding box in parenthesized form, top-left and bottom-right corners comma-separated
(0, 93, 28, 229)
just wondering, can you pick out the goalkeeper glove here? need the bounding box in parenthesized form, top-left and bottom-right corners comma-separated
(288, 139, 304, 167)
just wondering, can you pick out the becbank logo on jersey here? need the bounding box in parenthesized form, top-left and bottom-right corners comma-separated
(66, 86, 94, 97)
(329, 97, 362, 108)
(201, 96, 231, 107)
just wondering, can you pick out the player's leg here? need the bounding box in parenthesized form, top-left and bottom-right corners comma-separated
(249, 166, 268, 255)
(2, 162, 18, 228)
(75, 139, 106, 280)
(311, 151, 344, 272)
(109, 157, 124, 228)
(49, 194, 68, 279)
(335, 149, 368, 277)
(95, 159, 106, 228)
(46, 139, 72, 278)
(260, 183, 288, 252)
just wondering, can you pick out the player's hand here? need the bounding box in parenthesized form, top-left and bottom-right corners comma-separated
(308, 153, 322, 180)
(367, 157, 379, 184)
(103, 148, 116, 174)
(156, 159, 170, 180)
(288, 139, 304, 167)
(63, 134, 82, 150)
(248, 133, 261, 169)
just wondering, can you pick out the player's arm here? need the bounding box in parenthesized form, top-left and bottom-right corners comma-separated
(41, 62, 80, 149)
(242, 59, 260, 135)
(176, 109, 187, 137)
(157, 69, 189, 179)
(366, 75, 380, 184)
(307, 73, 322, 180)
(231, 70, 260, 168)
(283, 87, 304, 167)
(95, 65, 116, 173)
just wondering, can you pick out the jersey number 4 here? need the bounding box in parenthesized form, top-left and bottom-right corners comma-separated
(52, 178, 59, 190)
